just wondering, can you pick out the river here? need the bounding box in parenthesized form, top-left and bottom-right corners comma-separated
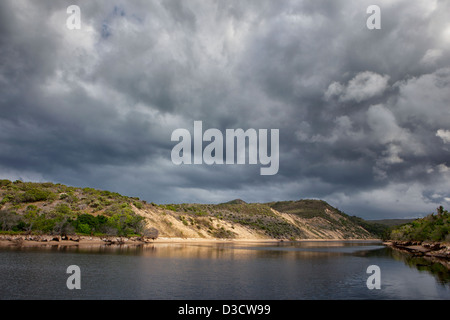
(0, 240, 448, 300)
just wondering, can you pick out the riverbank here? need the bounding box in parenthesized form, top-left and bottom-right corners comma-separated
(0, 233, 381, 248)
(0, 234, 150, 247)
(384, 240, 450, 268)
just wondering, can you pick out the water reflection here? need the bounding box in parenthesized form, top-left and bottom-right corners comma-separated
(1, 243, 152, 256)
(1, 240, 448, 299)
(0, 240, 389, 260)
(381, 247, 450, 285)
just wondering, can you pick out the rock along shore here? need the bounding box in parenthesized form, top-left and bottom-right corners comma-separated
(384, 240, 450, 268)
(0, 234, 156, 247)
(0, 234, 381, 247)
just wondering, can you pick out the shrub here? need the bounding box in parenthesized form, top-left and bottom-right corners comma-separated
(0, 211, 20, 231)
(13, 220, 29, 232)
(211, 227, 235, 239)
(77, 223, 91, 235)
(54, 204, 73, 215)
(179, 216, 188, 226)
(106, 212, 145, 236)
(133, 201, 143, 209)
(142, 227, 159, 239)
(31, 214, 57, 234)
(77, 213, 97, 227)
(0, 180, 12, 187)
(162, 204, 178, 212)
(90, 201, 101, 208)
(53, 217, 75, 235)
(17, 188, 52, 203)
(25, 205, 41, 215)
(1, 194, 14, 205)
(103, 203, 134, 216)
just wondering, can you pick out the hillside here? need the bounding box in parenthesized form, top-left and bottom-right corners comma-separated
(383, 207, 450, 265)
(388, 206, 450, 242)
(0, 179, 379, 240)
(368, 218, 415, 228)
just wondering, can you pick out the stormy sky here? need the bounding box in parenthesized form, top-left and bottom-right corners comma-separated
(1, 0, 449, 219)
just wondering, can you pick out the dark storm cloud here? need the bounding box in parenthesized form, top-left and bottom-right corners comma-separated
(0, 0, 449, 219)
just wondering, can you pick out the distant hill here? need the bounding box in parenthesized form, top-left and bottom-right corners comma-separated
(368, 219, 415, 227)
(223, 199, 247, 205)
(267, 199, 386, 239)
(0, 179, 381, 240)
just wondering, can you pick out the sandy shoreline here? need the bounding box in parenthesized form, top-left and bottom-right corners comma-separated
(0, 234, 382, 248)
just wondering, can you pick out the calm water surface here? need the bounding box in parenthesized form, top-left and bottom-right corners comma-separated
(0, 241, 448, 300)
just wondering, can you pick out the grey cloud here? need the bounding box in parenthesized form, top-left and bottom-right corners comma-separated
(0, 0, 449, 219)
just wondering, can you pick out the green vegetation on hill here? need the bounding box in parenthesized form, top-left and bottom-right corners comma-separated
(0, 179, 150, 237)
(268, 199, 384, 239)
(346, 216, 391, 239)
(369, 218, 415, 228)
(1, 179, 408, 241)
(155, 199, 378, 239)
(388, 206, 450, 242)
(154, 201, 305, 239)
(268, 199, 333, 218)
(223, 199, 247, 205)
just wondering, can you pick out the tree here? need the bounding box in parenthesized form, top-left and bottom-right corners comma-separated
(0, 210, 19, 231)
(53, 216, 75, 236)
(142, 227, 159, 240)
(437, 206, 446, 216)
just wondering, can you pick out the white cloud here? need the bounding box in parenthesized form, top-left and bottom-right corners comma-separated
(420, 49, 443, 66)
(436, 129, 450, 143)
(325, 71, 390, 103)
(381, 144, 404, 165)
(394, 68, 450, 128)
(367, 104, 403, 144)
(323, 82, 344, 101)
(437, 163, 450, 173)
